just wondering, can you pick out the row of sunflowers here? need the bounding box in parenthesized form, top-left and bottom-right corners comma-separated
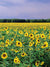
(0, 23, 50, 67)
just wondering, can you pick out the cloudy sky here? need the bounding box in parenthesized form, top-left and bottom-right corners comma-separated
(0, 0, 50, 19)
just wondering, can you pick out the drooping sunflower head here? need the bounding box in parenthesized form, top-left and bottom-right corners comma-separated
(44, 42, 48, 47)
(36, 39, 40, 43)
(14, 50, 19, 53)
(41, 41, 48, 48)
(6, 39, 9, 42)
(35, 60, 40, 67)
(40, 61, 44, 65)
(11, 38, 14, 41)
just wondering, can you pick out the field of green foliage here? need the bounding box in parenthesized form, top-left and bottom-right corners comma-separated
(0, 23, 50, 67)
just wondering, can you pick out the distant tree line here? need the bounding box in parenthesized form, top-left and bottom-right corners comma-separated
(0, 19, 50, 22)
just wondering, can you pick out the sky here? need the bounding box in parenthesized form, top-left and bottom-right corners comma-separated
(0, 0, 50, 19)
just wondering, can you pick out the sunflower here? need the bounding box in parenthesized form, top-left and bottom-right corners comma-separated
(41, 34, 45, 38)
(0, 42, 4, 47)
(11, 38, 14, 41)
(14, 50, 19, 53)
(1, 42, 4, 45)
(1, 52, 8, 59)
(35, 42, 38, 47)
(6, 39, 9, 42)
(14, 57, 20, 64)
(41, 42, 48, 48)
(29, 43, 33, 47)
(1, 36, 4, 40)
(45, 48, 50, 52)
(43, 26, 46, 30)
(34, 30, 38, 34)
(35, 34, 40, 38)
(29, 33, 34, 38)
(4, 27, 8, 30)
(10, 49, 14, 51)
(29, 42, 34, 47)
(35, 60, 40, 67)
(48, 36, 50, 39)
(0, 45, 4, 47)
(19, 30, 23, 34)
(29, 48, 33, 51)
(16, 41, 22, 47)
(14, 59, 20, 64)
(5, 41, 9, 47)
(36, 39, 40, 43)
(21, 52, 27, 57)
(30, 37, 34, 41)
(28, 30, 30, 33)
(24, 32, 28, 37)
(40, 26, 42, 29)
(31, 29, 34, 32)
(49, 31, 50, 34)
(6, 31, 9, 34)
(40, 61, 44, 65)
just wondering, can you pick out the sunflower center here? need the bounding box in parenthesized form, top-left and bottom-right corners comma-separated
(11, 39, 13, 40)
(44, 44, 46, 46)
(20, 31, 21, 33)
(15, 60, 17, 62)
(31, 38, 33, 40)
(3, 54, 6, 57)
(22, 53, 24, 55)
(5, 27, 7, 29)
(6, 43, 8, 44)
(38, 40, 39, 42)
(30, 44, 31, 45)
(37, 62, 39, 65)
(30, 35, 32, 36)
(7, 40, 9, 41)
(26, 34, 27, 35)
(18, 60, 19, 62)
(42, 35, 44, 37)
(18, 42, 20, 45)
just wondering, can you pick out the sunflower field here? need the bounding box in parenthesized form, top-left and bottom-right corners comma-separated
(0, 23, 50, 67)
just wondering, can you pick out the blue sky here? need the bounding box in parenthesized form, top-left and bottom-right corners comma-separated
(0, 0, 50, 19)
